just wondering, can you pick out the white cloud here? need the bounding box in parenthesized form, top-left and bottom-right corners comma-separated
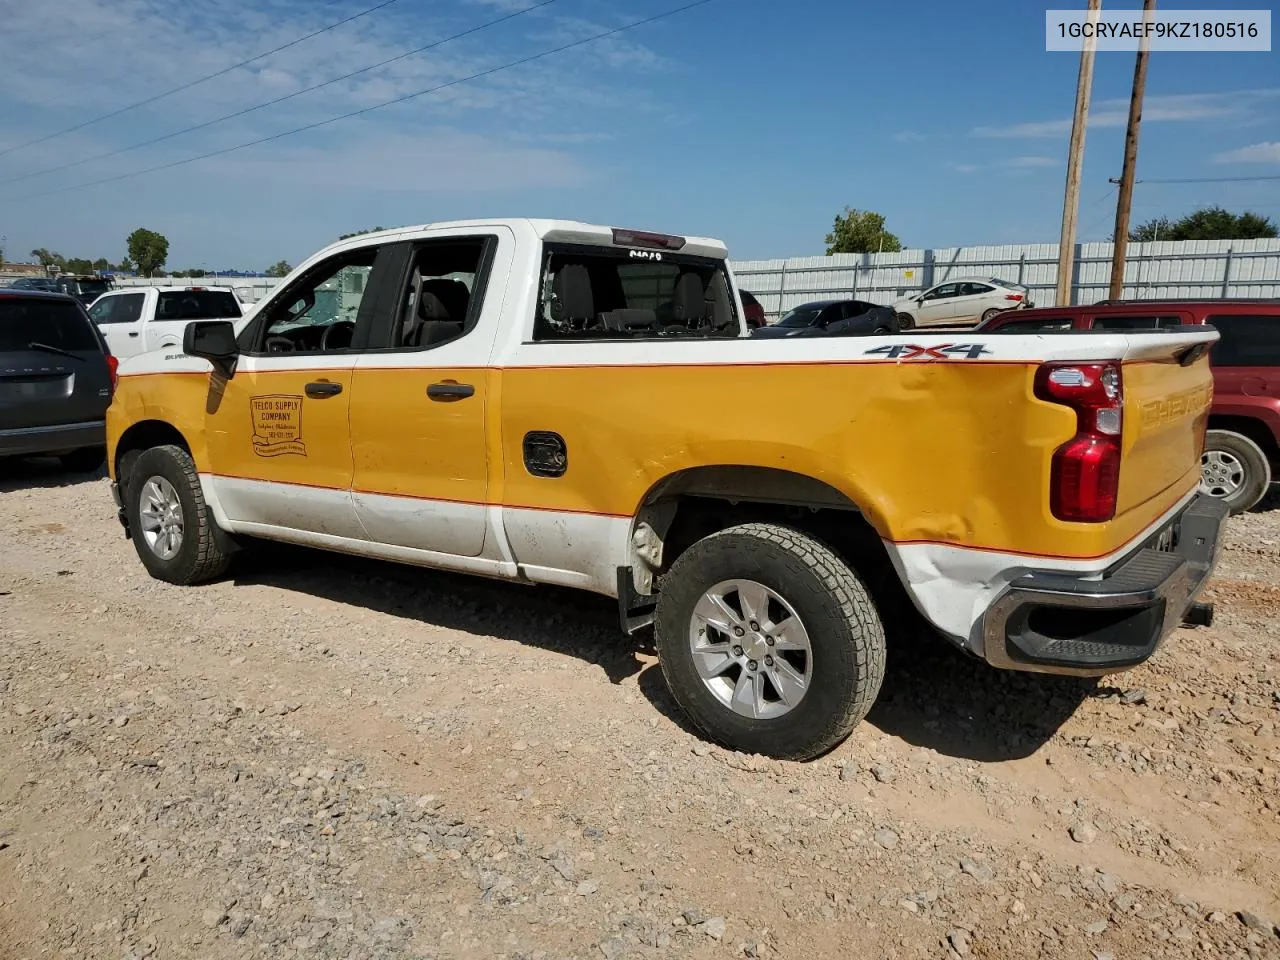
(971, 89, 1280, 139)
(1212, 141, 1280, 164)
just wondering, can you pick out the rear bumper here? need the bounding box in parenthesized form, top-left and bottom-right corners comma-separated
(0, 420, 105, 457)
(978, 493, 1228, 676)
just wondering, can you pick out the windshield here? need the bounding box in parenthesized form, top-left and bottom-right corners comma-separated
(156, 290, 242, 320)
(0, 298, 99, 352)
(776, 308, 822, 328)
(534, 245, 739, 340)
(75, 279, 112, 298)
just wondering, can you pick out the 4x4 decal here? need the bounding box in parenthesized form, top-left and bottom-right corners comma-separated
(864, 343, 991, 360)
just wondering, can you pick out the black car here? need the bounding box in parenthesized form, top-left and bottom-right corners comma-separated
(53, 274, 115, 306)
(751, 299, 898, 339)
(6, 277, 59, 292)
(0, 290, 116, 471)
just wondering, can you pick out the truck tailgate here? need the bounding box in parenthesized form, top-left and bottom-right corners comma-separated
(1116, 330, 1217, 521)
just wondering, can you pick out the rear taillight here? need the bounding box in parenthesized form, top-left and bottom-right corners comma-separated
(1004, 294, 1024, 301)
(106, 354, 119, 395)
(1035, 362, 1123, 523)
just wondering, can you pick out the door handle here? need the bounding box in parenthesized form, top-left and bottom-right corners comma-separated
(128, 331, 139, 337)
(427, 382, 475, 401)
(305, 381, 343, 398)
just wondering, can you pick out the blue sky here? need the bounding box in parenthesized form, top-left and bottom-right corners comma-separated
(0, 0, 1276, 271)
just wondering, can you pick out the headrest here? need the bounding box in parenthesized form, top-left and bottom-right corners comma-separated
(420, 278, 470, 321)
(552, 263, 594, 323)
(672, 272, 705, 324)
(416, 291, 451, 322)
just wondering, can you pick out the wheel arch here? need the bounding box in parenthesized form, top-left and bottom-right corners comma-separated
(1207, 414, 1280, 466)
(112, 419, 194, 485)
(620, 465, 916, 638)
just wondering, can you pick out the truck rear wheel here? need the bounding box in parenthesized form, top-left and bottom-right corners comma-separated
(654, 523, 886, 761)
(125, 444, 231, 585)
(1201, 429, 1271, 515)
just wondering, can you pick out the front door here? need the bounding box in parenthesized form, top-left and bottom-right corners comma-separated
(917, 282, 960, 326)
(348, 231, 509, 558)
(204, 245, 390, 540)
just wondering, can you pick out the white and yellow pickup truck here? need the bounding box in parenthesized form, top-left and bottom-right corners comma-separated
(105, 219, 1228, 760)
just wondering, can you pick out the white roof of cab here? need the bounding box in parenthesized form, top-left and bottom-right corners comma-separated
(330, 218, 729, 261)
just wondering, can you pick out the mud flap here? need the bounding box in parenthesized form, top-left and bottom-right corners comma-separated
(616, 567, 656, 635)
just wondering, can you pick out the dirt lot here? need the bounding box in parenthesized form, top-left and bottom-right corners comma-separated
(1, 465, 1277, 960)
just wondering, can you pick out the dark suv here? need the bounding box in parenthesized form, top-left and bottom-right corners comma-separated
(977, 299, 1280, 514)
(0, 290, 117, 471)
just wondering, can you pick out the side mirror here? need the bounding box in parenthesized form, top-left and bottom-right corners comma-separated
(183, 320, 239, 376)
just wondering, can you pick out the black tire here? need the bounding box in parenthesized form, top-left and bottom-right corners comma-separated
(59, 446, 106, 473)
(654, 523, 886, 761)
(124, 444, 231, 585)
(872, 326, 891, 335)
(1201, 429, 1271, 515)
(980, 307, 1002, 324)
(895, 313, 916, 331)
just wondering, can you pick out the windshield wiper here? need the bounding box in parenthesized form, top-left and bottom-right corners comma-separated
(27, 341, 83, 361)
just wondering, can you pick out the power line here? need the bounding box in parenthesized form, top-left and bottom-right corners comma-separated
(0, 0, 404, 160)
(0, 0, 558, 188)
(1129, 175, 1280, 184)
(3, 0, 715, 204)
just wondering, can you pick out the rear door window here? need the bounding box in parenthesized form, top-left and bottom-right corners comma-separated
(1089, 314, 1186, 331)
(1, 298, 100, 352)
(1206, 314, 1280, 366)
(156, 290, 241, 320)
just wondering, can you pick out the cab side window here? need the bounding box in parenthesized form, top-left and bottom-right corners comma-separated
(90, 293, 144, 324)
(393, 239, 489, 350)
(253, 248, 377, 354)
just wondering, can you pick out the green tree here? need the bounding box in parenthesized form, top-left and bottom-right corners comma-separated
(338, 226, 385, 241)
(92, 257, 112, 272)
(265, 260, 292, 277)
(30, 247, 66, 271)
(64, 257, 94, 274)
(116, 257, 134, 273)
(126, 228, 169, 277)
(824, 208, 902, 255)
(1129, 216, 1175, 242)
(1129, 207, 1277, 242)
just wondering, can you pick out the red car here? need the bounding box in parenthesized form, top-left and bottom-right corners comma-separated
(739, 290, 766, 330)
(977, 299, 1280, 514)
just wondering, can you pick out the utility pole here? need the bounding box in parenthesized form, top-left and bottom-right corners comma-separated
(1056, 0, 1101, 306)
(1108, 0, 1157, 300)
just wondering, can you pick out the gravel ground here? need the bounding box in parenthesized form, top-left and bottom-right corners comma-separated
(1, 463, 1278, 960)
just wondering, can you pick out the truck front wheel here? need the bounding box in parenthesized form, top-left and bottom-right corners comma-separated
(654, 523, 886, 761)
(125, 444, 232, 585)
(1201, 429, 1271, 515)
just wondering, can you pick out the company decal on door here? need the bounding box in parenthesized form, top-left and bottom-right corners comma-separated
(250, 395, 307, 457)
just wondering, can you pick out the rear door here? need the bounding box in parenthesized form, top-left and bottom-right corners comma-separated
(950, 282, 995, 324)
(1205, 312, 1280, 426)
(0, 297, 111, 430)
(89, 291, 147, 357)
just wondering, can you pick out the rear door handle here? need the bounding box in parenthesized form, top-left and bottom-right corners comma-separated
(427, 382, 475, 401)
(305, 381, 343, 398)
(128, 332, 139, 337)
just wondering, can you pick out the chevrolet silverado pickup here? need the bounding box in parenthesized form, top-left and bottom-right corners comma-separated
(104, 219, 1228, 760)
